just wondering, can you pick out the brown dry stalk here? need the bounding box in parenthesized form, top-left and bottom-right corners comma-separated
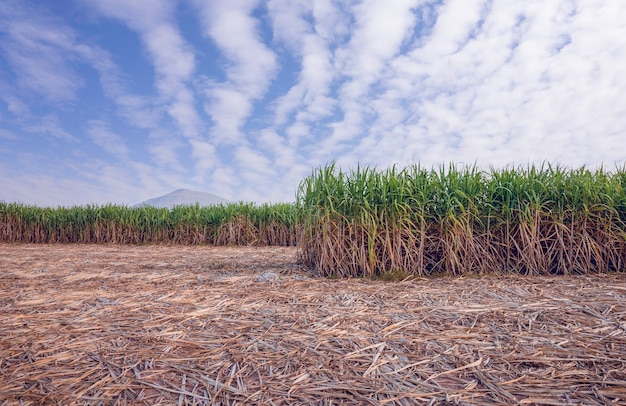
(300, 209, 626, 278)
(0, 215, 298, 247)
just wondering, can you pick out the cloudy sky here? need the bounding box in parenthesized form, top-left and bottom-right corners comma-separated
(0, 0, 624, 206)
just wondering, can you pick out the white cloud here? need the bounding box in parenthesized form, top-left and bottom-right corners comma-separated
(24, 114, 77, 142)
(0, 172, 96, 206)
(267, 0, 338, 134)
(0, 128, 17, 140)
(147, 131, 185, 172)
(72, 37, 163, 133)
(0, 83, 30, 116)
(235, 145, 275, 175)
(336, 0, 423, 84)
(0, 2, 84, 104)
(320, 0, 423, 154)
(257, 129, 297, 167)
(188, 139, 218, 183)
(341, 0, 626, 170)
(414, 0, 489, 58)
(198, 1, 276, 93)
(81, 0, 202, 139)
(205, 165, 238, 201)
(193, 0, 277, 143)
(87, 121, 130, 159)
(201, 86, 252, 145)
(0, 150, 139, 206)
(145, 24, 196, 95)
(0, 1, 159, 144)
(111, 94, 160, 130)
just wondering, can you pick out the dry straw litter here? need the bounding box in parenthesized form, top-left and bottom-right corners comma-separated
(1, 244, 625, 405)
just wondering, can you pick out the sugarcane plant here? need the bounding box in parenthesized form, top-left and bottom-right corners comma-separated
(297, 163, 626, 278)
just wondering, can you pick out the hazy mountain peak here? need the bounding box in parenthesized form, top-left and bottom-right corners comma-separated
(134, 189, 230, 209)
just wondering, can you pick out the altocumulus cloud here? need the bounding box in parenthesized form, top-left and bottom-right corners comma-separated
(0, 0, 624, 206)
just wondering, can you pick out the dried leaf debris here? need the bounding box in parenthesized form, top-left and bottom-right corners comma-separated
(1, 244, 625, 405)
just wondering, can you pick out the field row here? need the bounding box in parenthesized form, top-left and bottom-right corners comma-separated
(298, 163, 626, 277)
(2, 163, 625, 277)
(0, 202, 299, 246)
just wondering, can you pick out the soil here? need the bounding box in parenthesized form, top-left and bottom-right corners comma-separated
(1, 244, 625, 405)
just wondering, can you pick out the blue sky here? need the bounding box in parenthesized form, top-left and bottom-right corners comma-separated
(1, 0, 625, 206)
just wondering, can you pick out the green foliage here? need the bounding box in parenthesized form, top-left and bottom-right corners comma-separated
(297, 163, 626, 278)
(3, 162, 626, 279)
(0, 202, 299, 246)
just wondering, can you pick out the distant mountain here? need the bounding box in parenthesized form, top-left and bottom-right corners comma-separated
(134, 189, 230, 209)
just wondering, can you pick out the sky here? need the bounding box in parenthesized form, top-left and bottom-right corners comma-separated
(0, 0, 625, 206)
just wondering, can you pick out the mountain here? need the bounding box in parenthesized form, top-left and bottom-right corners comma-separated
(134, 189, 230, 209)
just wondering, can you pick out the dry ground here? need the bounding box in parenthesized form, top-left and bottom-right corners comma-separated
(0, 244, 625, 405)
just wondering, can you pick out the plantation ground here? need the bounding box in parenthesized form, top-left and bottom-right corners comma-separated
(1, 244, 625, 405)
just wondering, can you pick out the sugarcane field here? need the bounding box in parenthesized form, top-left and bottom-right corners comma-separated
(5, 0, 626, 403)
(1, 164, 626, 404)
